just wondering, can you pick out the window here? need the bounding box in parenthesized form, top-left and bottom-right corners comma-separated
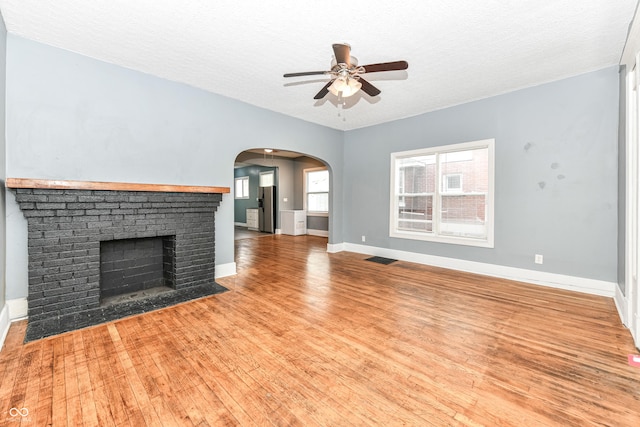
(259, 171, 274, 187)
(390, 139, 494, 247)
(443, 174, 462, 193)
(304, 168, 329, 215)
(235, 176, 249, 199)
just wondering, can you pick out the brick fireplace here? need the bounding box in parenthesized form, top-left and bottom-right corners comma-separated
(8, 178, 230, 341)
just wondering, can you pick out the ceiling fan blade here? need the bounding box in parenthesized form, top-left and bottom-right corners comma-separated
(284, 71, 329, 77)
(358, 77, 381, 97)
(361, 60, 409, 73)
(332, 43, 351, 66)
(313, 80, 335, 99)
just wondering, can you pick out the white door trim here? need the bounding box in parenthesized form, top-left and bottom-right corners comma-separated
(625, 57, 640, 348)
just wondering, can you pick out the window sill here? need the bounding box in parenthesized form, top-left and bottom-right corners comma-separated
(390, 230, 494, 248)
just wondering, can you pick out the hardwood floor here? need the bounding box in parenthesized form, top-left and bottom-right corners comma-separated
(234, 226, 272, 241)
(1, 234, 639, 426)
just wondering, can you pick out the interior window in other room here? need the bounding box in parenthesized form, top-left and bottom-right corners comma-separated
(305, 168, 329, 214)
(235, 176, 249, 199)
(259, 171, 274, 187)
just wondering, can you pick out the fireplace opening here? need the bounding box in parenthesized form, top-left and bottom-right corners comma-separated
(100, 235, 176, 306)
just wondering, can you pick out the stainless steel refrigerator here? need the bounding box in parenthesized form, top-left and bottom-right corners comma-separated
(258, 186, 276, 233)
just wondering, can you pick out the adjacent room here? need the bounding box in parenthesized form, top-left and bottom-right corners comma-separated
(1, 1, 640, 425)
(233, 149, 330, 239)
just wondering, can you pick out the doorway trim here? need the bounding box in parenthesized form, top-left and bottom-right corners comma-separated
(621, 14, 640, 347)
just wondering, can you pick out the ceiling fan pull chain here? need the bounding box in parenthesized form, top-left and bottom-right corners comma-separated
(337, 99, 348, 122)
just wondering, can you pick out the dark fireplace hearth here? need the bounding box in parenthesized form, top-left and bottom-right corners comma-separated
(8, 178, 230, 342)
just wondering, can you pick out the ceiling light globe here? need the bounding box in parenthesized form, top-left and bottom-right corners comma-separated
(329, 77, 362, 98)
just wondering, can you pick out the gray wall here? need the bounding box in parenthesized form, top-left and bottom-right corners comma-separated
(4, 36, 344, 300)
(618, 65, 627, 294)
(0, 33, 623, 303)
(0, 13, 6, 310)
(344, 66, 620, 282)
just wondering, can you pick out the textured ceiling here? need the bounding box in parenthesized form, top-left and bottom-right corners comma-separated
(0, 0, 637, 130)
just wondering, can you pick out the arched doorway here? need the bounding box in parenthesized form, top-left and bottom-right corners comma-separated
(232, 148, 331, 245)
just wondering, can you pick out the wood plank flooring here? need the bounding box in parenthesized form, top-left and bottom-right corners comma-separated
(1, 234, 639, 426)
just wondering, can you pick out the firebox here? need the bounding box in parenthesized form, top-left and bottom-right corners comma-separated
(100, 235, 176, 305)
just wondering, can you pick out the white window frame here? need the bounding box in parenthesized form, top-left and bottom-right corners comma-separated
(304, 167, 329, 217)
(234, 176, 249, 199)
(389, 139, 495, 248)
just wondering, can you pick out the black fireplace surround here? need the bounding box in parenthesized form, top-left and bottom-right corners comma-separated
(11, 183, 228, 341)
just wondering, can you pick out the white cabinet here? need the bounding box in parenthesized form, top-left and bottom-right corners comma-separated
(246, 208, 259, 230)
(281, 210, 306, 236)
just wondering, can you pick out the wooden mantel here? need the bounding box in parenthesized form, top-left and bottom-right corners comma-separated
(6, 178, 230, 194)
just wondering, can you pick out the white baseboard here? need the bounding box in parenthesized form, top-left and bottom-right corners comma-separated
(216, 262, 237, 279)
(615, 285, 640, 349)
(307, 229, 329, 237)
(327, 242, 345, 253)
(7, 298, 28, 320)
(234, 222, 248, 227)
(614, 284, 628, 327)
(275, 228, 282, 235)
(1, 298, 28, 353)
(338, 242, 616, 297)
(0, 304, 10, 351)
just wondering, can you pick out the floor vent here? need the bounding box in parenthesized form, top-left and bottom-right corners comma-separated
(365, 256, 397, 265)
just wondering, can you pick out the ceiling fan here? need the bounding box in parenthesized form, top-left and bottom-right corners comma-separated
(283, 43, 408, 100)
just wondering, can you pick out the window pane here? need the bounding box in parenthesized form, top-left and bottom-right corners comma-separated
(242, 178, 249, 197)
(440, 148, 488, 193)
(398, 195, 432, 220)
(308, 193, 328, 212)
(397, 155, 435, 194)
(398, 195, 433, 232)
(396, 157, 434, 233)
(260, 171, 274, 187)
(439, 147, 488, 238)
(440, 194, 486, 238)
(307, 170, 329, 192)
(235, 177, 249, 199)
(399, 220, 433, 232)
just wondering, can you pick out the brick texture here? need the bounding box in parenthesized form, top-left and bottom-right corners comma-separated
(13, 189, 222, 334)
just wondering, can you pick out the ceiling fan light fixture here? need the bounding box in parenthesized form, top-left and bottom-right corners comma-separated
(329, 77, 362, 98)
(283, 43, 407, 100)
